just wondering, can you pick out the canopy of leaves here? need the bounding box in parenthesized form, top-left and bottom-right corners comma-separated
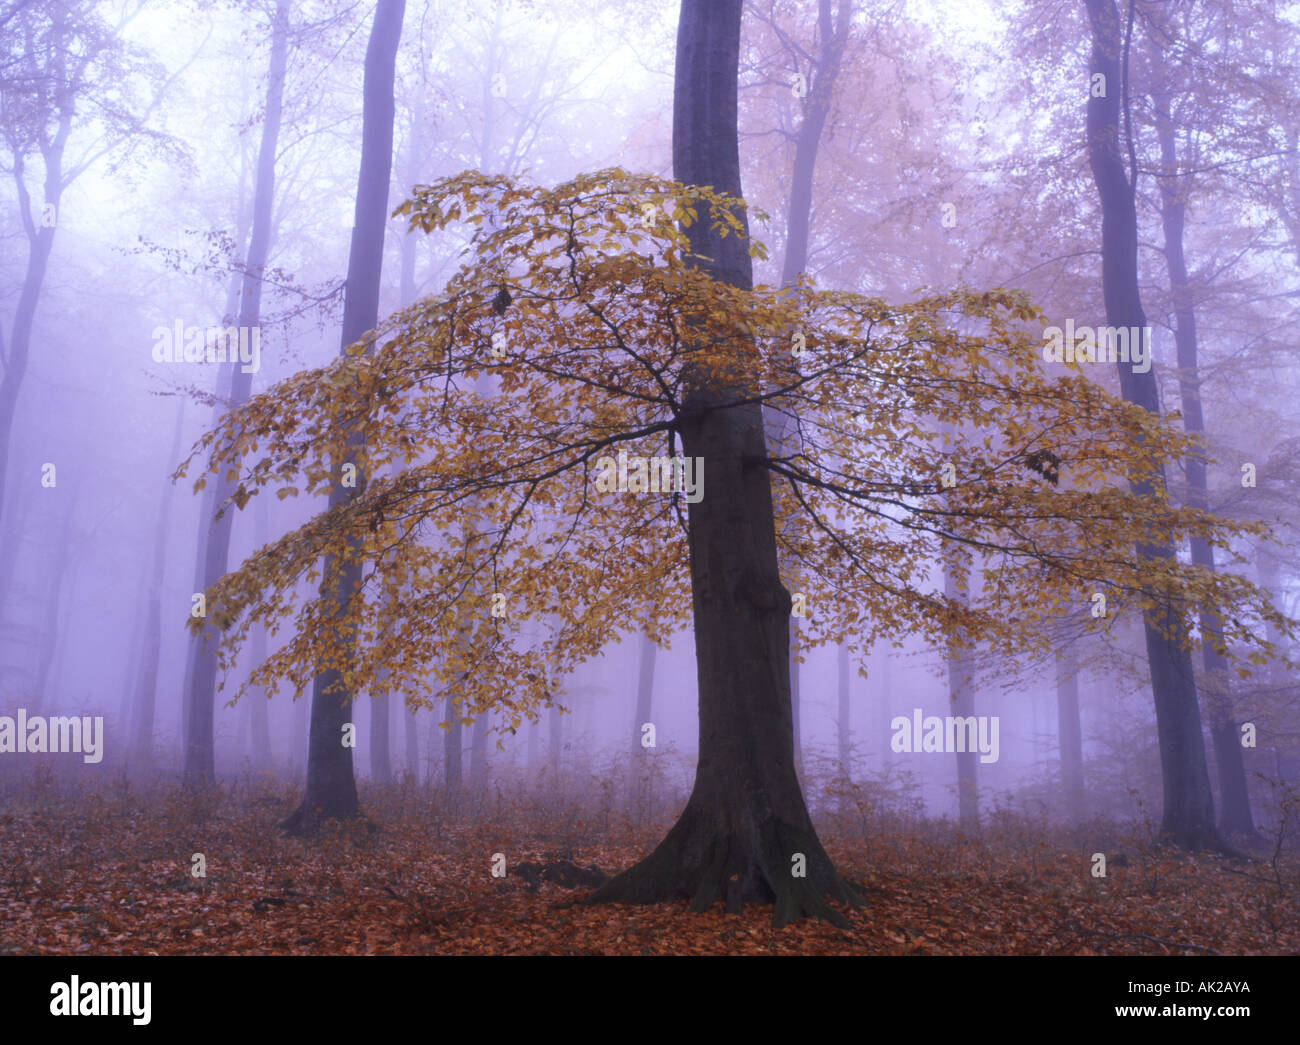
(176, 167, 1294, 735)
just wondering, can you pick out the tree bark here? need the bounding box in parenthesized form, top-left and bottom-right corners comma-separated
(469, 712, 488, 790)
(548, 697, 563, 774)
(290, 690, 307, 773)
(589, 0, 858, 926)
(185, 0, 289, 788)
(131, 404, 185, 766)
(1055, 652, 1085, 823)
(396, 89, 423, 788)
(31, 493, 76, 714)
(0, 474, 33, 625)
(1151, 70, 1255, 839)
(283, 0, 405, 833)
(875, 645, 893, 771)
(404, 704, 420, 781)
(629, 632, 658, 804)
(443, 691, 462, 797)
(0, 73, 69, 568)
(1082, 0, 1221, 850)
(118, 571, 147, 734)
(944, 563, 978, 831)
(244, 481, 273, 770)
(633, 632, 657, 750)
(370, 686, 392, 785)
(836, 642, 851, 819)
(766, 0, 851, 776)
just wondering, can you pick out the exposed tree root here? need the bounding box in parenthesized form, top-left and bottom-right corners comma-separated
(587, 802, 860, 928)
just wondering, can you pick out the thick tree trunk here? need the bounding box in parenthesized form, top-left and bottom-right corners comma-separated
(1151, 80, 1255, 839)
(185, 0, 289, 788)
(1056, 652, 1085, 823)
(790, 638, 802, 776)
(283, 0, 405, 833)
(1083, 0, 1220, 850)
(590, 0, 857, 926)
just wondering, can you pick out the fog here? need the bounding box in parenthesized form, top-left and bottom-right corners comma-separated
(2, 0, 1298, 958)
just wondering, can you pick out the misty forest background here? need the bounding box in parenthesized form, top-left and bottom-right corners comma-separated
(2, 0, 1300, 954)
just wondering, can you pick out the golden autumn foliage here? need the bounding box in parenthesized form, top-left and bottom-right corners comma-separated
(176, 167, 1294, 733)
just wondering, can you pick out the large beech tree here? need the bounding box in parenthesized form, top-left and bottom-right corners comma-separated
(181, 0, 1289, 922)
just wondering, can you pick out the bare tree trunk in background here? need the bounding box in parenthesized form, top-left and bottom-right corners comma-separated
(1151, 62, 1256, 840)
(443, 692, 462, 798)
(404, 704, 420, 781)
(1056, 651, 1085, 823)
(130, 404, 185, 766)
(469, 713, 488, 790)
(248, 633, 273, 771)
(630, 632, 657, 797)
(944, 563, 978, 831)
(369, 679, 392, 784)
(526, 712, 540, 771)
(876, 645, 893, 771)
(0, 477, 33, 625)
(836, 642, 851, 819)
(368, 588, 399, 786)
(185, 0, 290, 788)
(179, 263, 246, 762)
(246, 489, 273, 770)
(1256, 549, 1299, 840)
(31, 490, 76, 714)
(118, 571, 147, 729)
(386, 78, 425, 791)
(764, 0, 852, 778)
(1083, 0, 1221, 850)
(283, 0, 405, 834)
(549, 698, 563, 776)
(0, 73, 69, 574)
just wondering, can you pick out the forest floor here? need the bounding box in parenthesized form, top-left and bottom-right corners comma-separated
(1, 772, 1297, 955)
